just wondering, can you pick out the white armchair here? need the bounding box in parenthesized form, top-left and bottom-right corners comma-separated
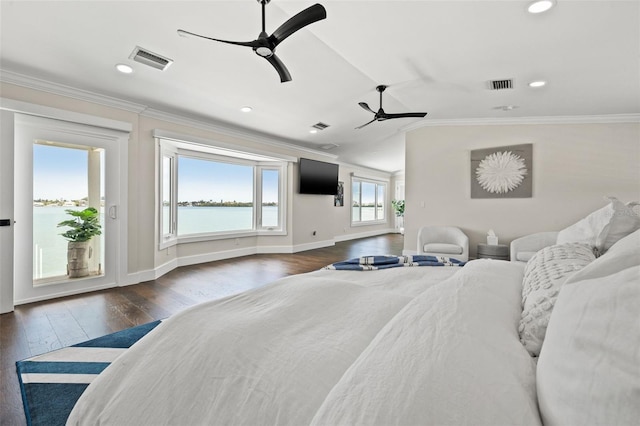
(417, 226, 469, 262)
(509, 231, 559, 263)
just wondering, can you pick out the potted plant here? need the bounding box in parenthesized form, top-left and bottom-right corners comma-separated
(58, 207, 102, 278)
(391, 199, 405, 217)
(391, 199, 405, 235)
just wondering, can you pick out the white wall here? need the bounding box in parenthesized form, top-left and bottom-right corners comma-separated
(0, 82, 395, 298)
(404, 122, 640, 257)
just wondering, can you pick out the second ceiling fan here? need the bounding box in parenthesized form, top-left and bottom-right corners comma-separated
(356, 85, 428, 129)
(178, 0, 326, 83)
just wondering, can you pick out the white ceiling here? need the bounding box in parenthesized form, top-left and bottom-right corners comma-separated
(1, 0, 638, 173)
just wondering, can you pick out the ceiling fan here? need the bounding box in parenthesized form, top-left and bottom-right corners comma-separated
(356, 85, 428, 129)
(177, 0, 326, 83)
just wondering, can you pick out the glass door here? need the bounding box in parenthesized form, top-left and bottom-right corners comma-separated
(32, 143, 105, 283)
(14, 114, 126, 303)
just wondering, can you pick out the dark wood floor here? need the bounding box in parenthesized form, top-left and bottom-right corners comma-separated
(0, 233, 403, 425)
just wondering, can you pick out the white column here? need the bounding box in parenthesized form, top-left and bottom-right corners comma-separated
(88, 149, 102, 275)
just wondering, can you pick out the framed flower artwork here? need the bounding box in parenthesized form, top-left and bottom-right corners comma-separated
(470, 144, 532, 198)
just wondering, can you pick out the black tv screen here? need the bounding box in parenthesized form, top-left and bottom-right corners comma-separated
(298, 158, 339, 195)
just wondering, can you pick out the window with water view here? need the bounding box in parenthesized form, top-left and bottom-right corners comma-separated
(32, 142, 105, 282)
(352, 177, 386, 224)
(159, 139, 287, 247)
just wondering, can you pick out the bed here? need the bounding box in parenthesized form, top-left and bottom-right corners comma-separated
(67, 199, 640, 426)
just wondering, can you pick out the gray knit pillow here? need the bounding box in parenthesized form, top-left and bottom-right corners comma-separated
(519, 243, 595, 356)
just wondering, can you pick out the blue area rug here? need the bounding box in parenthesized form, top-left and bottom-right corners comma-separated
(16, 320, 161, 426)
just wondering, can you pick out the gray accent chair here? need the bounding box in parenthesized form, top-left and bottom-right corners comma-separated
(509, 231, 559, 263)
(417, 226, 469, 262)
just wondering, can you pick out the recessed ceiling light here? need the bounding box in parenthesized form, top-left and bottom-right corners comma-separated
(529, 80, 547, 88)
(528, 0, 555, 14)
(115, 63, 133, 74)
(240, 106, 252, 112)
(309, 129, 318, 134)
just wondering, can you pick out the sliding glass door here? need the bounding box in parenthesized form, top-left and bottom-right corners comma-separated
(14, 114, 126, 303)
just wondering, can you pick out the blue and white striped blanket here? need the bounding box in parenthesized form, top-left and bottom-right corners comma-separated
(323, 255, 466, 271)
(16, 320, 162, 426)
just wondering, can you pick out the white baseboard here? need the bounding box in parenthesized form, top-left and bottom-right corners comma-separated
(177, 247, 257, 268)
(291, 239, 335, 253)
(334, 228, 396, 243)
(125, 258, 178, 286)
(123, 231, 397, 287)
(402, 249, 418, 256)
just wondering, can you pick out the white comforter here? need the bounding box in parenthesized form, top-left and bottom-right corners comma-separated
(68, 261, 540, 426)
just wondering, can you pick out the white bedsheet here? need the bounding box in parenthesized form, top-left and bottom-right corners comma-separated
(67, 263, 539, 425)
(311, 260, 540, 426)
(67, 267, 459, 425)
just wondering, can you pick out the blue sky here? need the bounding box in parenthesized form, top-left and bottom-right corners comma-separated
(33, 144, 89, 200)
(178, 157, 279, 203)
(33, 145, 279, 203)
(355, 181, 378, 204)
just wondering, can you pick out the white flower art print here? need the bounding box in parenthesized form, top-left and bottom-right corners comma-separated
(475, 151, 528, 194)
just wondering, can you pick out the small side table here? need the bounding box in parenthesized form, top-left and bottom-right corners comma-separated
(477, 243, 509, 261)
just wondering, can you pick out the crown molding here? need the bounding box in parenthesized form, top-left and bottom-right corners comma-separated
(402, 114, 640, 131)
(0, 97, 133, 132)
(336, 159, 391, 177)
(0, 69, 338, 159)
(0, 69, 147, 113)
(142, 108, 338, 159)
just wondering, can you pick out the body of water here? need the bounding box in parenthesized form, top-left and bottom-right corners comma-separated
(33, 206, 105, 279)
(34, 206, 279, 278)
(353, 207, 384, 222)
(172, 206, 278, 235)
(34, 205, 382, 279)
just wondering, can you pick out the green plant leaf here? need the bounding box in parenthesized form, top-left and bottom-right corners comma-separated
(58, 207, 102, 242)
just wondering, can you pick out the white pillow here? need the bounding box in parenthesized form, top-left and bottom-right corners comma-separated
(601, 200, 640, 252)
(607, 226, 640, 255)
(536, 246, 640, 425)
(556, 197, 640, 253)
(519, 243, 595, 357)
(564, 229, 640, 285)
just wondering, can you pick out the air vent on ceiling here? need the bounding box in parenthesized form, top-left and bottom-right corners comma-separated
(129, 46, 173, 71)
(311, 122, 330, 131)
(321, 143, 339, 150)
(488, 79, 514, 90)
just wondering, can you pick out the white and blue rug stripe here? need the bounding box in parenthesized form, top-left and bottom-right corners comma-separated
(323, 254, 466, 270)
(16, 320, 161, 426)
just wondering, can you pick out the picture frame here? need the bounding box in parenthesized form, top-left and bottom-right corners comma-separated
(334, 181, 344, 207)
(470, 144, 533, 199)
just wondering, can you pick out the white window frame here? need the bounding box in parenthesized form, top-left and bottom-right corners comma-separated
(157, 135, 289, 250)
(256, 165, 286, 231)
(160, 144, 178, 249)
(351, 175, 388, 226)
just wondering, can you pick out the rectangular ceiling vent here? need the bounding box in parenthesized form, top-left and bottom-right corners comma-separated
(312, 122, 330, 130)
(321, 143, 339, 150)
(129, 46, 173, 71)
(488, 79, 514, 90)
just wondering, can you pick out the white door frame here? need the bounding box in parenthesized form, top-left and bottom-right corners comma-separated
(0, 99, 130, 312)
(394, 180, 405, 233)
(0, 111, 16, 313)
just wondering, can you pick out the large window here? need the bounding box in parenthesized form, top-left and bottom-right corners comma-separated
(352, 177, 386, 224)
(177, 156, 255, 234)
(159, 137, 288, 248)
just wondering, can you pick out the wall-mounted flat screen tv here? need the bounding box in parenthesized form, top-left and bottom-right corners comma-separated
(298, 158, 339, 195)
